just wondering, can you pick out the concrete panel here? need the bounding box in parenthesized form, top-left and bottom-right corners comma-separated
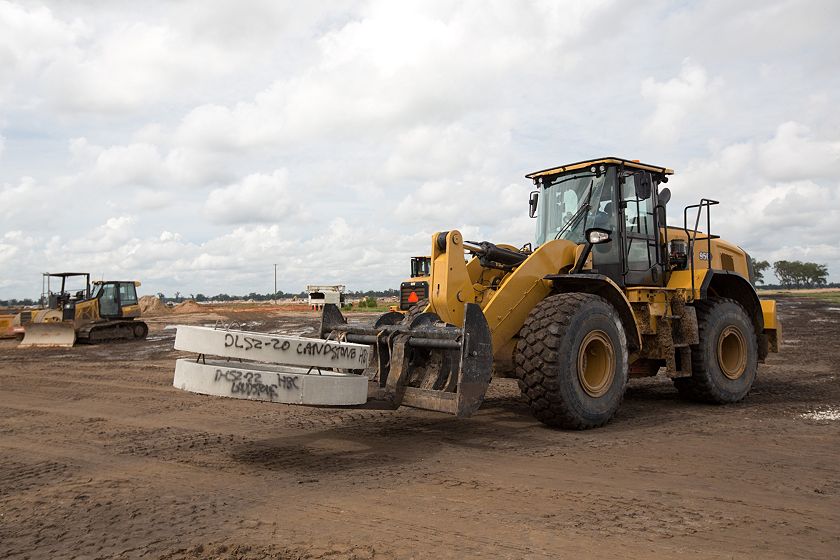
(173, 358, 368, 405)
(174, 325, 371, 369)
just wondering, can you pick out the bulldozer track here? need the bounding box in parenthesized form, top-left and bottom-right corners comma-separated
(77, 320, 149, 343)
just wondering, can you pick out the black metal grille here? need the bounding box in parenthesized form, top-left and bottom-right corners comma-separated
(400, 281, 429, 311)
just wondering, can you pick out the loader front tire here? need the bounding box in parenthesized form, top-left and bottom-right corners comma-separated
(402, 300, 429, 325)
(515, 293, 628, 430)
(674, 298, 757, 403)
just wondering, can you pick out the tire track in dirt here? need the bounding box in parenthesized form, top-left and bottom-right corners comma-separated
(1, 300, 838, 558)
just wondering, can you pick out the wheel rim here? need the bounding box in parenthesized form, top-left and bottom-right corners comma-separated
(577, 330, 615, 397)
(717, 326, 747, 380)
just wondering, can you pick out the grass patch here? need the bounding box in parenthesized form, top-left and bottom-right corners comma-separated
(797, 292, 840, 304)
(758, 288, 840, 304)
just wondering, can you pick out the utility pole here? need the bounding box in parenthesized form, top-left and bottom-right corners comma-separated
(273, 264, 278, 301)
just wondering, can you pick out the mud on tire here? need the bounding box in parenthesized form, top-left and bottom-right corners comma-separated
(514, 293, 628, 430)
(674, 297, 758, 403)
(402, 300, 429, 325)
(402, 300, 453, 390)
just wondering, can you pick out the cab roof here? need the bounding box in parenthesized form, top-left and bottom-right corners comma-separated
(44, 272, 89, 278)
(525, 157, 674, 180)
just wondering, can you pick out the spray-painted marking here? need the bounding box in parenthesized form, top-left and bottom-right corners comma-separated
(213, 368, 303, 399)
(175, 326, 372, 369)
(221, 332, 369, 366)
(173, 358, 368, 405)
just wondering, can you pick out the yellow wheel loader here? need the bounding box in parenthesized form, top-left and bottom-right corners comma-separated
(18, 272, 148, 348)
(389, 256, 431, 313)
(321, 157, 780, 429)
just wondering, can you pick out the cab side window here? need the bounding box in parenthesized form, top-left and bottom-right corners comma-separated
(119, 283, 138, 306)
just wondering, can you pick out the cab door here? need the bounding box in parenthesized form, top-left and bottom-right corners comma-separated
(620, 171, 663, 286)
(98, 283, 121, 318)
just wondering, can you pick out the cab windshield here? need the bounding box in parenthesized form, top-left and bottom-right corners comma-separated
(534, 169, 615, 246)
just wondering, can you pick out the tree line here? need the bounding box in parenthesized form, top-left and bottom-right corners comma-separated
(1, 263, 833, 308)
(157, 288, 400, 303)
(751, 259, 830, 288)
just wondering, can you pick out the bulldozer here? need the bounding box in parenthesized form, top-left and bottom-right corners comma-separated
(18, 272, 149, 347)
(320, 157, 781, 429)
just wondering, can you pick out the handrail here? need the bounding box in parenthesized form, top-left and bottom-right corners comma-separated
(683, 198, 720, 298)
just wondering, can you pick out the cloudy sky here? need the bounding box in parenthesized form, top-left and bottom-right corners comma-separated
(1, 0, 839, 299)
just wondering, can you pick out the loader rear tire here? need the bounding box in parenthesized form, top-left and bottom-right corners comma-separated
(514, 293, 628, 430)
(674, 298, 757, 403)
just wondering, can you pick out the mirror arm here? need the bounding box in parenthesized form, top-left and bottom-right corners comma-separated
(572, 242, 594, 274)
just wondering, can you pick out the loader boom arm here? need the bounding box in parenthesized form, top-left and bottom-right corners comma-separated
(427, 230, 578, 368)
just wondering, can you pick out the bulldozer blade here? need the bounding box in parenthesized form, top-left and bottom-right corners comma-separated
(19, 322, 76, 348)
(320, 302, 493, 418)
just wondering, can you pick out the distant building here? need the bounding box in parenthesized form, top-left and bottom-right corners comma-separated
(306, 285, 346, 309)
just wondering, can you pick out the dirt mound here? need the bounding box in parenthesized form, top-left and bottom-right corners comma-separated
(139, 295, 169, 315)
(171, 300, 204, 314)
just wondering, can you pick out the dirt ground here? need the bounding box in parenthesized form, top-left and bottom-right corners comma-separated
(1, 298, 838, 559)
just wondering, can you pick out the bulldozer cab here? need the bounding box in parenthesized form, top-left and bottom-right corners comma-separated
(90, 281, 141, 319)
(21, 274, 146, 347)
(527, 158, 674, 288)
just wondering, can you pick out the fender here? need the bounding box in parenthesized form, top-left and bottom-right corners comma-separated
(544, 273, 642, 353)
(699, 269, 764, 332)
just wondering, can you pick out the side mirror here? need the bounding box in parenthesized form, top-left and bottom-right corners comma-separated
(585, 227, 612, 245)
(528, 190, 539, 218)
(572, 228, 613, 274)
(658, 186, 671, 206)
(636, 172, 652, 200)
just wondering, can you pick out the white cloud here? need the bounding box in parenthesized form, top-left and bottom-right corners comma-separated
(2, 1, 840, 298)
(133, 188, 175, 211)
(171, 1, 606, 152)
(65, 216, 137, 253)
(641, 60, 723, 144)
(0, 2, 81, 104)
(757, 122, 840, 182)
(204, 170, 305, 224)
(0, 231, 35, 280)
(673, 122, 840, 277)
(89, 143, 163, 187)
(0, 177, 44, 225)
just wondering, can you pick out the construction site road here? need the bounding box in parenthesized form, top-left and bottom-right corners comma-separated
(1, 297, 838, 559)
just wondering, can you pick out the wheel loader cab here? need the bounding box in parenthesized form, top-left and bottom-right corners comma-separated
(529, 159, 673, 288)
(398, 257, 431, 311)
